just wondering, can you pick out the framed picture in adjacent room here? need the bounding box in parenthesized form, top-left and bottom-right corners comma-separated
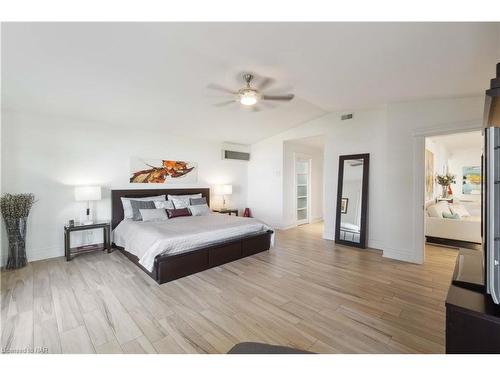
(462, 166, 481, 195)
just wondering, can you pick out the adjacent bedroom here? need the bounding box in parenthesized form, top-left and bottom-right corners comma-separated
(424, 131, 483, 250)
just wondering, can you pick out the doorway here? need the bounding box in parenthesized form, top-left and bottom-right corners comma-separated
(283, 136, 324, 230)
(413, 124, 482, 264)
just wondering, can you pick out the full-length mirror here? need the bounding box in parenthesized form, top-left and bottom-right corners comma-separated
(335, 153, 369, 248)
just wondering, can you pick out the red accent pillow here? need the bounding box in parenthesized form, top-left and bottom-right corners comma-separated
(166, 208, 192, 219)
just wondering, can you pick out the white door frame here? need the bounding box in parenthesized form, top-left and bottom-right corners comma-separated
(412, 120, 482, 264)
(294, 153, 312, 226)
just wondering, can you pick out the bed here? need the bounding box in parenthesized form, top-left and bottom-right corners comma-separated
(111, 188, 273, 284)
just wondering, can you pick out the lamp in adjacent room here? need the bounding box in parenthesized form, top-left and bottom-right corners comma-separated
(74, 186, 101, 225)
(214, 184, 232, 209)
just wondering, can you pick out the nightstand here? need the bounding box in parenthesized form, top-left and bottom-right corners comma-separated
(64, 221, 111, 261)
(213, 209, 239, 216)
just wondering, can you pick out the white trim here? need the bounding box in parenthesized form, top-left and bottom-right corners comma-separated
(412, 120, 482, 264)
(383, 247, 419, 264)
(368, 239, 385, 251)
(323, 230, 335, 240)
(278, 223, 298, 230)
(412, 120, 482, 137)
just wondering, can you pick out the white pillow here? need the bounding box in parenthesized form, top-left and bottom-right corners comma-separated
(168, 194, 202, 209)
(154, 200, 175, 210)
(427, 202, 452, 218)
(139, 208, 168, 222)
(450, 204, 471, 217)
(121, 195, 166, 219)
(188, 204, 211, 216)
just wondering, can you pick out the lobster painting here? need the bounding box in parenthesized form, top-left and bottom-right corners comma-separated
(130, 159, 196, 183)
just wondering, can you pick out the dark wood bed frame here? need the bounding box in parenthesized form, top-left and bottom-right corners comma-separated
(111, 188, 273, 284)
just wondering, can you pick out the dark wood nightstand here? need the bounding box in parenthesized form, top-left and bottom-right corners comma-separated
(64, 221, 111, 261)
(213, 209, 239, 216)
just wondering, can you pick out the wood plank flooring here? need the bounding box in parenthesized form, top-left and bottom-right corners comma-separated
(0, 222, 458, 353)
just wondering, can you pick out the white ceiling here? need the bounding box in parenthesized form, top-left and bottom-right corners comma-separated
(428, 130, 483, 152)
(2, 23, 499, 144)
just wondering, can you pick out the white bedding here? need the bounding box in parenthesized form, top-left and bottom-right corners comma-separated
(113, 213, 273, 271)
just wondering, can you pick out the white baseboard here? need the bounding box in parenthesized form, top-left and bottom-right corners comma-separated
(383, 246, 421, 264)
(28, 245, 64, 262)
(323, 230, 334, 240)
(310, 217, 323, 224)
(367, 239, 385, 251)
(278, 223, 297, 230)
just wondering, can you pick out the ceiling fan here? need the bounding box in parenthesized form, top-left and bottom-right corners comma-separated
(208, 73, 294, 110)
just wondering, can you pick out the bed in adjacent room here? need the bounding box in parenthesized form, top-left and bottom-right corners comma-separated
(111, 188, 273, 284)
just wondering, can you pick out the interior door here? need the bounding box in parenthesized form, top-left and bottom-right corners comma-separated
(296, 158, 310, 225)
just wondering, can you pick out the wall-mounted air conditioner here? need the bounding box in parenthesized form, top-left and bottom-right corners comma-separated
(221, 142, 251, 161)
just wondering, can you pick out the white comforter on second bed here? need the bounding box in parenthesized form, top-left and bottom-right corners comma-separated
(113, 213, 273, 272)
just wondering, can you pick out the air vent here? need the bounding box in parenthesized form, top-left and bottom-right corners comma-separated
(223, 150, 250, 161)
(341, 114, 353, 120)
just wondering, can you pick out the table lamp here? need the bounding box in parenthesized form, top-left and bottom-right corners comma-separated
(214, 184, 232, 209)
(74, 186, 101, 225)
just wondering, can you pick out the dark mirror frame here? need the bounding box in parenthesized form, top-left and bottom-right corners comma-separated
(335, 153, 370, 249)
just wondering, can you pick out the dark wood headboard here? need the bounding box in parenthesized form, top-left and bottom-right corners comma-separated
(111, 188, 210, 229)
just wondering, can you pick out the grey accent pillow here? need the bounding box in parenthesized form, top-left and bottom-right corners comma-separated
(140, 208, 168, 222)
(121, 195, 166, 219)
(188, 204, 211, 216)
(190, 197, 207, 206)
(168, 194, 202, 209)
(130, 200, 156, 221)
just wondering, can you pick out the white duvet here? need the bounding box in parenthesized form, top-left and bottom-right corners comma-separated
(113, 213, 273, 271)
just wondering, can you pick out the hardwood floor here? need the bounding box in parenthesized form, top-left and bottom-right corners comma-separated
(1, 222, 458, 354)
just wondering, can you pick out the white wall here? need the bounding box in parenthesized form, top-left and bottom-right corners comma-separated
(248, 95, 484, 263)
(1, 110, 249, 264)
(282, 141, 323, 228)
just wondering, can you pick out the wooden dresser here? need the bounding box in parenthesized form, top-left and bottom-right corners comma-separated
(446, 279, 500, 353)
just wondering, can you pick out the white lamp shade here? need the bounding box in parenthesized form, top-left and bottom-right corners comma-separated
(214, 184, 233, 195)
(74, 186, 101, 201)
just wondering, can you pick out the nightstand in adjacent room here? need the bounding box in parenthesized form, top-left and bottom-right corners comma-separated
(64, 221, 111, 261)
(213, 209, 239, 216)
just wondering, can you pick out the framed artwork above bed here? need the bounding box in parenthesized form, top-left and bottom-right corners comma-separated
(130, 158, 198, 183)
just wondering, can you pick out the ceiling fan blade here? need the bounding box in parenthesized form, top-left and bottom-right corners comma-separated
(257, 77, 275, 91)
(207, 83, 237, 95)
(213, 100, 236, 107)
(262, 94, 295, 101)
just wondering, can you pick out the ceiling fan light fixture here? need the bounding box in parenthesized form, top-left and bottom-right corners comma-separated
(239, 90, 259, 106)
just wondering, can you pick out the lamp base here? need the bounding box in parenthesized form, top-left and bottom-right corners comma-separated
(82, 220, 94, 225)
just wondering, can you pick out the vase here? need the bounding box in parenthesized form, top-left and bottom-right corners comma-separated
(441, 185, 448, 199)
(5, 217, 28, 269)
